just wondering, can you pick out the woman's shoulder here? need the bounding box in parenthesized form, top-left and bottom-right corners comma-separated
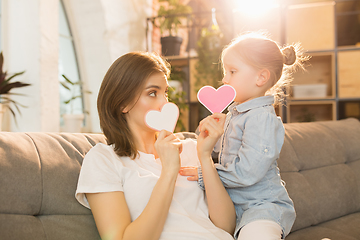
(76, 144, 126, 208)
(83, 143, 128, 167)
(86, 142, 115, 158)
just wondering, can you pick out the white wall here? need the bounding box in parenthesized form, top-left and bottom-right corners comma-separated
(2, 0, 153, 132)
(2, 0, 59, 132)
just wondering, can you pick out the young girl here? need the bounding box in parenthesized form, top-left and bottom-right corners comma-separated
(75, 51, 236, 240)
(181, 32, 308, 240)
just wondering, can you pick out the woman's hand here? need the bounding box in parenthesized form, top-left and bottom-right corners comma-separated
(155, 130, 183, 175)
(197, 113, 226, 159)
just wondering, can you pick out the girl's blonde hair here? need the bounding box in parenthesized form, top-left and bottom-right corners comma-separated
(97, 52, 170, 159)
(221, 31, 309, 105)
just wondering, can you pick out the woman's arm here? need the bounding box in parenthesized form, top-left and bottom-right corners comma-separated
(87, 130, 182, 240)
(87, 171, 177, 240)
(196, 113, 236, 235)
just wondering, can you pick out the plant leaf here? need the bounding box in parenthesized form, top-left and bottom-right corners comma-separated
(63, 95, 82, 104)
(0, 73, 8, 86)
(0, 52, 3, 77)
(0, 81, 31, 94)
(60, 81, 71, 90)
(4, 71, 26, 83)
(1, 97, 27, 108)
(62, 74, 75, 85)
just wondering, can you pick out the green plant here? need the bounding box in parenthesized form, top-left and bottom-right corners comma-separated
(168, 65, 188, 132)
(157, 0, 192, 36)
(194, 26, 225, 91)
(60, 74, 91, 114)
(0, 52, 30, 118)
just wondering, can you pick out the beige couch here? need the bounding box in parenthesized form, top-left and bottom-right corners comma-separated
(0, 118, 359, 239)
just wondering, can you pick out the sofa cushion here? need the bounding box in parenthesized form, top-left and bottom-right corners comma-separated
(0, 132, 106, 240)
(286, 212, 360, 240)
(278, 118, 360, 234)
(0, 132, 42, 216)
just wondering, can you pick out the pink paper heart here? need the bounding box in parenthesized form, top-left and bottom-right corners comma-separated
(197, 85, 236, 113)
(145, 102, 179, 132)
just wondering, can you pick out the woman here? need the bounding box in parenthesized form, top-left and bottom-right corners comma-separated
(75, 51, 235, 240)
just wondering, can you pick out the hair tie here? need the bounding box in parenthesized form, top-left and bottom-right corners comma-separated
(282, 46, 296, 65)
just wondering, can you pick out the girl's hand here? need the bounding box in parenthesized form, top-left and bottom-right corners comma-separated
(155, 130, 183, 175)
(197, 113, 226, 159)
(179, 166, 198, 181)
(196, 113, 236, 234)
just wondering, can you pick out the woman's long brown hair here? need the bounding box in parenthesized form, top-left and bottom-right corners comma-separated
(97, 52, 170, 159)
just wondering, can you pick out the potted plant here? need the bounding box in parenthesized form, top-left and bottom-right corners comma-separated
(60, 74, 91, 132)
(168, 65, 188, 131)
(0, 52, 30, 130)
(157, 0, 192, 56)
(194, 16, 226, 119)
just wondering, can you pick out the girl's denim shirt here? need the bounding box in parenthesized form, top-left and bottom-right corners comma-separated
(198, 95, 296, 238)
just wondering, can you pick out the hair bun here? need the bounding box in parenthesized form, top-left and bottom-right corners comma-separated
(282, 46, 296, 65)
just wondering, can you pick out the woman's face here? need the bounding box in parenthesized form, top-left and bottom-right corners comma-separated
(124, 72, 169, 132)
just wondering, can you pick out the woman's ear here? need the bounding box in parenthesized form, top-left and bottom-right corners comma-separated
(256, 69, 271, 87)
(122, 105, 130, 114)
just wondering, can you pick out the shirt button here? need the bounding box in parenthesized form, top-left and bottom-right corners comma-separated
(264, 148, 268, 153)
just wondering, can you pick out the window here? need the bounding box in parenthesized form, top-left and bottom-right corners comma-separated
(58, 0, 84, 121)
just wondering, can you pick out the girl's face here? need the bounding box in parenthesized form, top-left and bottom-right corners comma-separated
(222, 47, 261, 104)
(124, 72, 169, 132)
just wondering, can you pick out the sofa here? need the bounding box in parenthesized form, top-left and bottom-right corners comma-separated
(0, 118, 359, 240)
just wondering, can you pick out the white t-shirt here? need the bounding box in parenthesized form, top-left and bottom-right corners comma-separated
(75, 139, 234, 240)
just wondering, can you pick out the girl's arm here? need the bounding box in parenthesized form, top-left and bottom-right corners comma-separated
(196, 113, 236, 235)
(216, 112, 284, 188)
(86, 130, 182, 240)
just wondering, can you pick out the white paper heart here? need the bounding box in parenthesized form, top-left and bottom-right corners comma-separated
(145, 102, 179, 132)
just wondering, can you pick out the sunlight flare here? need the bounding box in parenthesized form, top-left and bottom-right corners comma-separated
(234, 0, 279, 18)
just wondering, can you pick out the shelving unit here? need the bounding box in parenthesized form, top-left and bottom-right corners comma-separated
(147, 0, 360, 129)
(284, 0, 360, 123)
(287, 101, 336, 123)
(146, 10, 228, 132)
(291, 53, 335, 99)
(165, 55, 199, 131)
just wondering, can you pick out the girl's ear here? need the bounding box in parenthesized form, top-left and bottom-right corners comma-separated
(256, 69, 271, 87)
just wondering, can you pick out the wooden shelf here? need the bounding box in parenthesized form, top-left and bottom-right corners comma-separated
(339, 100, 360, 120)
(338, 50, 360, 98)
(287, 101, 336, 123)
(286, 2, 335, 51)
(336, 0, 360, 47)
(290, 52, 335, 99)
